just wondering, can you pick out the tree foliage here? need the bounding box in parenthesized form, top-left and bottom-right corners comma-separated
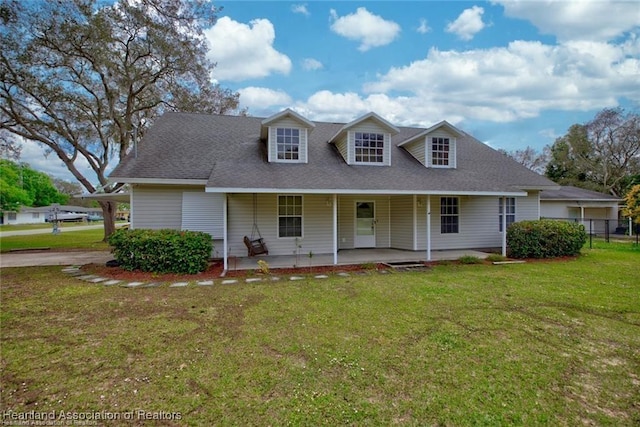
(545, 108, 640, 196)
(622, 184, 640, 225)
(0, 0, 241, 238)
(0, 159, 68, 211)
(500, 146, 549, 175)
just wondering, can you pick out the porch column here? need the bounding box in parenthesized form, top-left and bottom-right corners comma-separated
(501, 196, 507, 257)
(426, 195, 432, 261)
(223, 193, 228, 270)
(333, 193, 338, 265)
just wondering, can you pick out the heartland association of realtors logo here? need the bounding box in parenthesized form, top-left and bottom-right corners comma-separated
(2, 410, 182, 425)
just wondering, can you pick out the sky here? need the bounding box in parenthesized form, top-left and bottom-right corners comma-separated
(18, 0, 640, 183)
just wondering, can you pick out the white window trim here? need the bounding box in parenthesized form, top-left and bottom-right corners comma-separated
(269, 127, 307, 164)
(499, 197, 516, 232)
(427, 136, 456, 169)
(277, 194, 304, 239)
(440, 196, 460, 234)
(348, 131, 391, 166)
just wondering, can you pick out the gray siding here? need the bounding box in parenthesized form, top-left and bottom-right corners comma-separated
(390, 195, 414, 249)
(181, 192, 224, 238)
(403, 139, 426, 167)
(130, 185, 185, 229)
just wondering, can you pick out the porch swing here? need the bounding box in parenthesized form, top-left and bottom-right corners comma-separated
(243, 193, 269, 256)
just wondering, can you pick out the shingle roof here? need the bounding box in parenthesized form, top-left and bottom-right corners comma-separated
(109, 112, 558, 194)
(540, 186, 621, 201)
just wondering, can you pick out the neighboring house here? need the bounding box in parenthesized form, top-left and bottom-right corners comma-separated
(0, 206, 49, 225)
(540, 186, 623, 234)
(109, 109, 559, 268)
(1, 205, 102, 225)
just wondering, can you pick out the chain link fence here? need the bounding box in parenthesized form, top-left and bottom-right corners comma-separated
(542, 217, 639, 247)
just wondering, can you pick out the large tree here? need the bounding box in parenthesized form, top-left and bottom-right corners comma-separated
(0, 0, 241, 238)
(500, 146, 549, 175)
(0, 159, 68, 211)
(545, 108, 640, 196)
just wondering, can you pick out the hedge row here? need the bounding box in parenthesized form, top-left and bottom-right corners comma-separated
(108, 228, 212, 274)
(507, 219, 587, 259)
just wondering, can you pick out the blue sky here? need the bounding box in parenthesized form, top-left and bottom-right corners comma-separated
(20, 0, 640, 182)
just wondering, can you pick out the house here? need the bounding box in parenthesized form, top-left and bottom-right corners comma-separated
(0, 206, 49, 225)
(540, 186, 623, 234)
(109, 109, 559, 269)
(1, 205, 103, 225)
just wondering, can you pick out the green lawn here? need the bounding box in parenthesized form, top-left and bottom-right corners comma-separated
(0, 228, 110, 252)
(1, 244, 638, 426)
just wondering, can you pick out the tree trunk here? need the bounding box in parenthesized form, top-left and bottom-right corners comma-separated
(98, 200, 118, 242)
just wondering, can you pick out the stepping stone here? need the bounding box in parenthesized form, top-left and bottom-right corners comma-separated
(170, 282, 188, 288)
(270, 277, 281, 281)
(102, 280, 122, 286)
(141, 282, 161, 288)
(221, 279, 238, 285)
(61, 267, 80, 273)
(197, 280, 214, 286)
(89, 277, 108, 283)
(289, 276, 304, 281)
(123, 282, 144, 288)
(66, 271, 87, 277)
(77, 275, 99, 281)
(337, 272, 351, 277)
(245, 278, 262, 283)
(314, 274, 329, 279)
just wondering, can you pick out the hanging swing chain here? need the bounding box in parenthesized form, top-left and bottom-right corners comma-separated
(251, 193, 262, 240)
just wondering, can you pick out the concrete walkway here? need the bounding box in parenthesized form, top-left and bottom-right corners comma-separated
(0, 250, 113, 268)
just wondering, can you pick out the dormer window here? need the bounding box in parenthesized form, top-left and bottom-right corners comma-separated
(261, 108, 315, 164)
(276, 128, 300, 161)
(431, 137, 451, 167)
(355, 132, 384, 163)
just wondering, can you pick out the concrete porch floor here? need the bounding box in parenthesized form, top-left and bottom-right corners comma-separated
(227, 248, 491, 271)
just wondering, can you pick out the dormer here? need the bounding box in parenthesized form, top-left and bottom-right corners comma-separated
(261, 108, 315, 163)
(328, 112, 400, 166)
(398, 121, 464, 169)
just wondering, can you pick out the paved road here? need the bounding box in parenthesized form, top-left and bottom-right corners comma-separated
(0, 250, 113, 268)
(0, 224, 106, 237)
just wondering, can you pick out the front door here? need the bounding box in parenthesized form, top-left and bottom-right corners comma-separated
(355, 201, 376, 248)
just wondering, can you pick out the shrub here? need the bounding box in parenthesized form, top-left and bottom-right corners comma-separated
(108, 228, 212, 274)
(507, 219, 587, 259)
(458, 255, 483, 264)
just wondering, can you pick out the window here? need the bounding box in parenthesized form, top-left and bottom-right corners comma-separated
(276, 128, 300, 160)
(32, 213, 39, 219)
(499, 197, 516, 232)
(440, 197, 459, 234)
(432, 137, 450, 166)
(8, 212, 16, 220)
(355, 132, 384, 163)
(278, 195, 302, 238)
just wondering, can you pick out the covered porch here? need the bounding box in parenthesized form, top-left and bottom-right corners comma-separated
(226, 248, 492, 271)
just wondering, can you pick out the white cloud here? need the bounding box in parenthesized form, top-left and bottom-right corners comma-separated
(494, 0, 640, 42)
(301, 58, 323, 71)
(204, 17, 291, 81)
(238, 87, 293, 113)
(329, 7, 401, 51)
(291, 4, 310, 16)
(16, 139, 95, 185)
(417, 18, 431, 35)
(362, 39, 639, 122)
(446, 6, 486, 41)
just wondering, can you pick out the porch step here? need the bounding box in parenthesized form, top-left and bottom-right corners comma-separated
(382, 261, 429, 271)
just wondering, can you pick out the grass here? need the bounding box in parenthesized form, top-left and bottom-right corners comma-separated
(0, 228, 110, 252)
(1, 244, 638, 426)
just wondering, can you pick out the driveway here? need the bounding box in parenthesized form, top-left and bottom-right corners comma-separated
(0, 250, 113, 268)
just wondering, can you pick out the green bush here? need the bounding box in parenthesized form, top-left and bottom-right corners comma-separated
(507, 219, 587, 259)
(108, 228, 212, 274)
